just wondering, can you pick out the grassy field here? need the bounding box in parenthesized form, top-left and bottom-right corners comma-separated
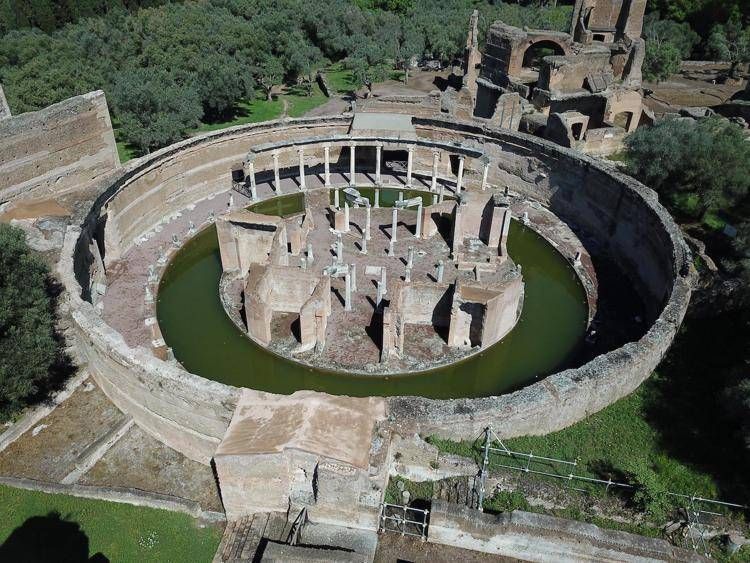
(325, 64, 357, 94)
(429, 310, 750, 512)
(190, 97, 285, 134)
(283, 83, 329, 117)
(0, 485, 222, 562)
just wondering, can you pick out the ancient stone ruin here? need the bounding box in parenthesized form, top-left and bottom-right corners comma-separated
(467, 0, 647, 155)
(217, 176, 523, 374)
(360, 0, 648, 155)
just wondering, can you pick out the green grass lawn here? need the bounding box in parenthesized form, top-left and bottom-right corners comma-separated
(0, 485, 222, 562)
(282, 83, 329, 117)
(429, 310, 750, 514)
(429, 374, 718, 502)
(324, 63, 357, 94)
(116, 140, 137, 164)
(190, 97, 285, 134)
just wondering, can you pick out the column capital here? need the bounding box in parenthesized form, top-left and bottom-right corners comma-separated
(322, 142, 332, 150)
(244, 153, 256, 165)
(431, 148, 441, 157)
(272, 150, 280, 159)
(349, 139, 357, 148)
(406, 143, 416, 152)
(297, 145, 305, 155)
(457, 153, 466, 161)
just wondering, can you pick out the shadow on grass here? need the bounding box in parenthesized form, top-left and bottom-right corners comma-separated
(643, 310, 750, 503)
(0, 511, 108, 562)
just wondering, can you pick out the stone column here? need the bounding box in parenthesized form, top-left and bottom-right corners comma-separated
(273, 151, 281, 193)
(380, 267, 387, 294)
(439, 182, 445, 203)
(334, 187, 340, 209)
(436, 260, 445, 282)
(297, 146, 306, 191)
(360, 230, 367, 254)
(406, 144, 415, 187)
(245, 158, 258, 201)
(415, 203, 422, 238)
(456, 155, 465, 194)
(391, 207, 398, 243)
(430, 149, 439, 193)
(349, 141, 357, 187)
(365, 206, 371, 240)
(323, 143, 331, 187)
(374, 188, 380, 208)
(336, 233, 343, 263)
(407, 246, 414, 268)
(307, 242, 314, 263)
(345, 272, 352, 311)
(344, 202, 350, 232)
(350, 264, 357, 291)
(376, 282, 384, 307)
(375, 142, 382, 185)
(481, 157, 490, 191)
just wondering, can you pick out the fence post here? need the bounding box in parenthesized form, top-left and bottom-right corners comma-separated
(477, 426, 491, 511)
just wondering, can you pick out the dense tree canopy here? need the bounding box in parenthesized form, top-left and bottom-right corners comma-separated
(706, 17, 750, 77)
(0, 0, 573, 154)
(0, 225, 58, 420)
(625, 117, 750, 220)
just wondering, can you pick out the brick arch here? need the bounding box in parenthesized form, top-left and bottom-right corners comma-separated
(520, 39, 568, 69)
(507, 32, 573, 76)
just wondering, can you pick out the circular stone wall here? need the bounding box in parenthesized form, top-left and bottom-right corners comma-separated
(60, 115, 694, 463)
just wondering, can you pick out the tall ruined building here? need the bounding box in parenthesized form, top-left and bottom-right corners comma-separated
(452, 0, 649, 155)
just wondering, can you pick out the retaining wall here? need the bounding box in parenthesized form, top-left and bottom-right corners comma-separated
(0, 91, 119, 202)
(428, 501, 703, 562)
(53, 113, 692, 462)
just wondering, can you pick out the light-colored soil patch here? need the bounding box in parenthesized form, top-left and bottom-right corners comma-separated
(0, 383, 126, 482)
(0, 198, 71, 221)
(644, 69, 746, 114)
(81, 424, 223, 512)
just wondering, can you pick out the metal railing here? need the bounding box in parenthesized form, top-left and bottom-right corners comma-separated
(378, 502, 429, 540)
(476, 426, 748, 559)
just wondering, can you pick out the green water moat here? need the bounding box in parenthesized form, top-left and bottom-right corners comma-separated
(157, 191, 589, 398)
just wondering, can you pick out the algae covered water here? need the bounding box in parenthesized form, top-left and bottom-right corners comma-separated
(157, 192, 588, 398)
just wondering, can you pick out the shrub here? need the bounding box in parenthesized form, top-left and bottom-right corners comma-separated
(0, 224, 58, 419)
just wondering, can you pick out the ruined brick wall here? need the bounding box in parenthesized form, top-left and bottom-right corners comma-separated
(0, 91, 119, 202)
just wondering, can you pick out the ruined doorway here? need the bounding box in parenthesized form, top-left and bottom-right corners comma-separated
(571, 122, 584, 140)
(612, 111, 634, 131)
(473, 85, 499, 119)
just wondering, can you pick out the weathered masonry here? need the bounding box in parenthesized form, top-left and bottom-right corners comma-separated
(46, 108, 692, 527)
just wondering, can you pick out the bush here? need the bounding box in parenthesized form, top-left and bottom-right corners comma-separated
(624, 464, 671, 522)
(483, 490, 531, 513)
(0, 224, 58, 419)
(625, 117, 750, 220)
